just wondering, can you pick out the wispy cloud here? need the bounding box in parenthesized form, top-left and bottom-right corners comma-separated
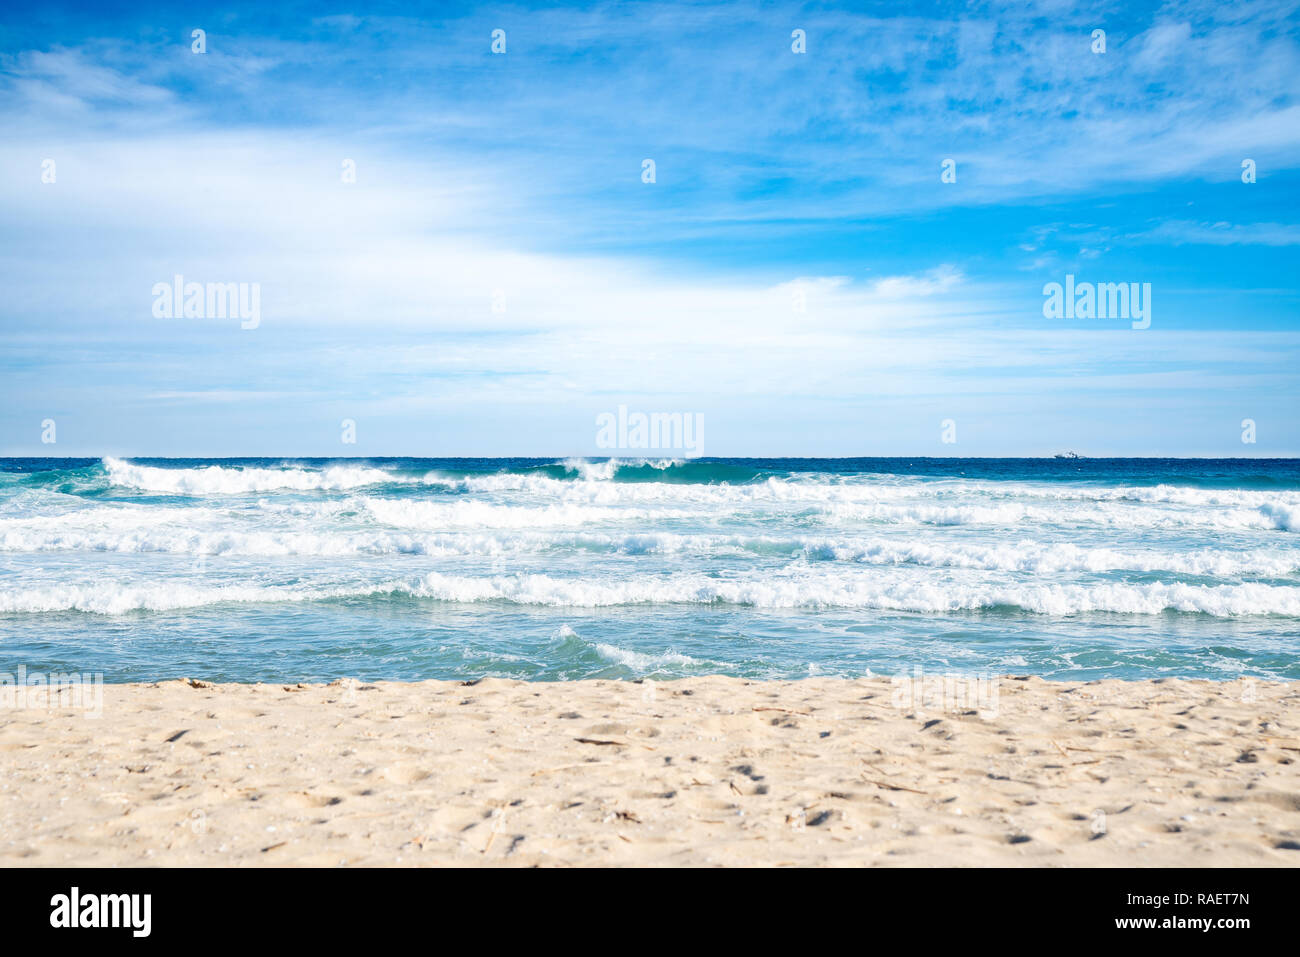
(1131, 220, 1300, 246)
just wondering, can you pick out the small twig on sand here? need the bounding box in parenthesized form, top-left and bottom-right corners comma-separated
(531, 762, 611, 776)
(862, 775, 928, 795)
(752, 706, 811, 716)
(484, 806, 507, 854)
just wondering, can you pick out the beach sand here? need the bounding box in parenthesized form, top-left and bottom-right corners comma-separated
(2, 675, 1298, 866)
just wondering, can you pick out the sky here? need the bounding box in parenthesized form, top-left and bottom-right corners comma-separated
(1, 0, 1298, 457)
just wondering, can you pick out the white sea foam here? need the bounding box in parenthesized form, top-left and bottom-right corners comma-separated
(3, 506, 1298, 579)
(0, 580, 352, 615)
(421, 470, 1300, 506)
(1259, 501, 1300, 532)
(29, 480, 1300, 539)
(559, 457, 684, 481)
(104, 457, 405, 494)
(403, 479, 1300, 535)
(399, 572, 1300, 616)
(818, 499, 1299, 532)
(7, 571, 1296, 617)
(797, 538, 1300, 578)
(592, 643, 698, 670)
(96, 459, 1300, 537)
(256, 490, 1300, 535)
(361, 497, 697, 529)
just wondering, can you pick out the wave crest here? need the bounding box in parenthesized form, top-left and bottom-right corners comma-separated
(104, 457, 403, 494)
(6, 571, 1297, 618)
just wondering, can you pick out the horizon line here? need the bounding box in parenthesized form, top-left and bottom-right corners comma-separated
(4, 454, 1299, 462)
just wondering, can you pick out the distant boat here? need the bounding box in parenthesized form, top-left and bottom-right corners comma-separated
(1054, 451, 1084, 459)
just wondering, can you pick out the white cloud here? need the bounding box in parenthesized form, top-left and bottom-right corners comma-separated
(1132, 220, 1300, 246)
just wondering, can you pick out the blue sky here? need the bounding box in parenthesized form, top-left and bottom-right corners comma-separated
(1, 0, 1298, 456)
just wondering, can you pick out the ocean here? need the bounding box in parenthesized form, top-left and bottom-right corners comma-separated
(1, 456, 1298, 683)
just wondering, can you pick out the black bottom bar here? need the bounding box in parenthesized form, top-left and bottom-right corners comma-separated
(0, 866, 1281, 943)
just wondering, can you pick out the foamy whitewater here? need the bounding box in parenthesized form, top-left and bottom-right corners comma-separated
(2, 457, 1298, 681)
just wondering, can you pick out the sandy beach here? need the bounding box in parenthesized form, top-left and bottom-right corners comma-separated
(1, 675, 1298, 867)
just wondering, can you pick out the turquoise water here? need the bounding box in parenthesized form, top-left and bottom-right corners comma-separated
(1, 456, 1298, 682)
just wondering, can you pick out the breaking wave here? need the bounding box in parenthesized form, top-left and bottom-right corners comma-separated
(4, 571, 1298, 617)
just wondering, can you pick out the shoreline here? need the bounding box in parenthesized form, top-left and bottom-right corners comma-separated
(2, 675, 1297, 866)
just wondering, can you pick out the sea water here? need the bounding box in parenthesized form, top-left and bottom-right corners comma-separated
(1, 456, 1297, 682)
